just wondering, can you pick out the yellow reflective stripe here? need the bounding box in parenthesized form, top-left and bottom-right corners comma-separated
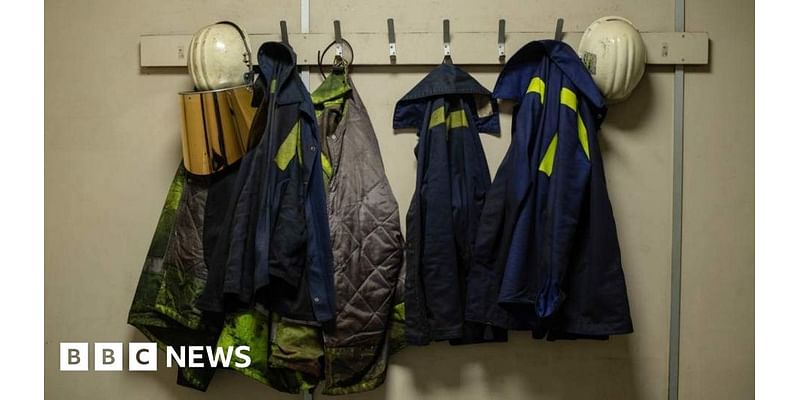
(527, 77, 545, 104)
(560, 87, 577, 112)
(428, 106, 445, 128)
(429, 107, 470, 130)
(538, 134, 558, 176)
(578, 114, 590, 160)
(270, 79, 277, 94)
(447, 109, 469, 129)
(560, 87, 590, 160)
(275, 121, 301, 170)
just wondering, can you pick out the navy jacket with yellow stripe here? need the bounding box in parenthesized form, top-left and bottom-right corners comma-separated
(199, 42, 336, 323)
(465, 40, 633, 339)
(394, 63, 507, 345)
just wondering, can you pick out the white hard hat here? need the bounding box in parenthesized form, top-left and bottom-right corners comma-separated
(188, 21, 252, 91)
(577, 16, 646, 104)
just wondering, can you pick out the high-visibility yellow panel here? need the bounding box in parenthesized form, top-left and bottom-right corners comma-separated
(275, 121, 301, 170)
(539, 134, 558, 176)
(527, 77, 545, 104)
(447, 109, 469, 129)
(428, 106, 445, 128)
(560, 87, 577, 112)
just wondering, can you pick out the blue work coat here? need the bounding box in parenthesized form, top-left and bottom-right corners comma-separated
(199, 42, 336, 323)
(394, 63, 507, 345)
(466, 40, 633, 339)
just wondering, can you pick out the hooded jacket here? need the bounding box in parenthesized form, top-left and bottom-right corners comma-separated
(204, 71, 409, 396)
(465, 40, 633, 339)
(394, 63, 507, 345)
(311, 70, 406, 394)
(129, 165, 330, 393)
(198, 41, 336, 323)
(129, 50, 407, 396)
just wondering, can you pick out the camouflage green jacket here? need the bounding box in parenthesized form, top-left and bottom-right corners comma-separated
(129, 163, 406, 394)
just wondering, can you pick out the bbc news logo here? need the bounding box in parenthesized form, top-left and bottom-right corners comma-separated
(59, 342, 251, 371)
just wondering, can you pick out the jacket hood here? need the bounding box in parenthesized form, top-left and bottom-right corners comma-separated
(393, 63, 499, 133)
(397, 63, 491, 101)
(494, 40, 606, 112)
(257, 41, 305, 106)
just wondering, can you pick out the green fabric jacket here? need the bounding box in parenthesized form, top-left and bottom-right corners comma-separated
(129, 164, 406, 394)
(127, 167, 220, 390)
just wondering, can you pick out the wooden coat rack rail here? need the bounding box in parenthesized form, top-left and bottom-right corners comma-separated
(140, 26, 708, 67)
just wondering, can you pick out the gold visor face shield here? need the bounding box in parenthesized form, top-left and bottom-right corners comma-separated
(179, 84, 256, 175)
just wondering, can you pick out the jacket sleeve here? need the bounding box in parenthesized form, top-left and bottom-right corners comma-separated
(555, 100, 634, 336)
(535, 87, 592, 319)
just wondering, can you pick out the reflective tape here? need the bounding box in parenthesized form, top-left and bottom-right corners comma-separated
(527, 77, 545, 103)
(275, 121, 301, 170)
(538, 134, 558, 176)
(428, 106, 470, 130)
(560, 87, 577, 112)
(428, 106, 445, 128)
(561, 87, 590, 160)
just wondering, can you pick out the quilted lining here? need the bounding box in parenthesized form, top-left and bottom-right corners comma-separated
(312, 73, 405, 393)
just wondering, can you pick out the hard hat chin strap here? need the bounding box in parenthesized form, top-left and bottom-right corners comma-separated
(217, 20, 254, 84)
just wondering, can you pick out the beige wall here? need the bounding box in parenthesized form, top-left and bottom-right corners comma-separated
(681, 0, 755, 398)
(44, 0, 753, 399)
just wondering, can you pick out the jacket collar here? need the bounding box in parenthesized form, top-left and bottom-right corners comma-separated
(311, 71, 351, 106)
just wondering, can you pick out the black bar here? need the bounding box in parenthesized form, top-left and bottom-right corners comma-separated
(387, 18, 396, 43)
(334, 20, 342, 44)
(498, 19, 506, 43)
(280, 20, 288, 44)
(554, 18, 564, 41)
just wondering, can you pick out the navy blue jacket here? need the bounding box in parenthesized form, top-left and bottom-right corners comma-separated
(199, 42, 336, 323)
(465, 41, 633, 339)
(394, 63, 506, 345)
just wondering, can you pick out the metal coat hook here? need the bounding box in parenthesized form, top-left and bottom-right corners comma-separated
(498, 19, 506, 60)
(317, 22, 353, 79)
(280, 20, 289, 45)
(387, 18, 397, 61)
(442, 19, 452, 64)
(554, 18, 564, 41)
(333, 20, 343, 57)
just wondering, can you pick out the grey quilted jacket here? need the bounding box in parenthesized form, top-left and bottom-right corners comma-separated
(312, 71, 405, 394)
